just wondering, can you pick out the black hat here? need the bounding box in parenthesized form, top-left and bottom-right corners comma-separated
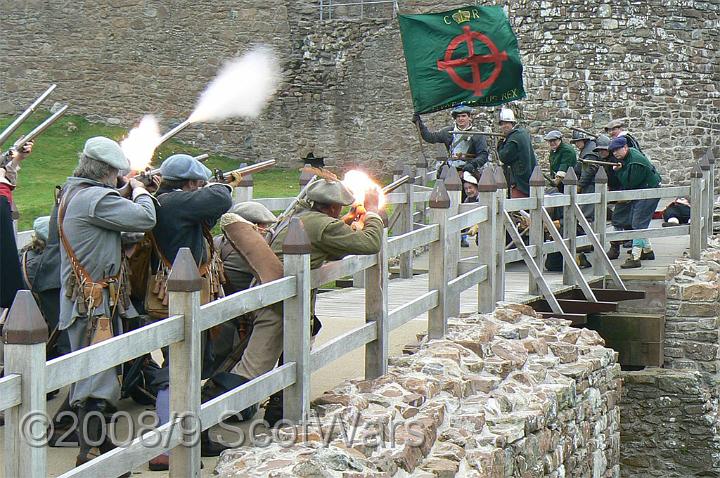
(299, 152, 325, 168)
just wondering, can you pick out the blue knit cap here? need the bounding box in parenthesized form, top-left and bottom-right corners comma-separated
(159, 154, 212, 181)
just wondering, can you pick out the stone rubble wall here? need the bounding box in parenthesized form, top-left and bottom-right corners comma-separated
(215, 304, 621, 477)
(1, 1, 717, 179)
(620, 237, 720, 477)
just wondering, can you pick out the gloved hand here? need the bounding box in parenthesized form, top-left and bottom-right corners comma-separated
(227, 171, 244, 187)
(467, 224, 479, 236)
(411, 113, 421, 125)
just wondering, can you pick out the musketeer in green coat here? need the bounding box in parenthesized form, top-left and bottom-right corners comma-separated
(610, 136, 662, 269)
(497, 108, 537, 198)
(228, 178, 384, 425)
(544, 130, 577, 192)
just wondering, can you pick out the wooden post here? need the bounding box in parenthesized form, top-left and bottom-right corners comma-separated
(3, 291, 48, 478)
(707, 152, 716, 236)
(445, 167, 462, 318)
(700, 157, 711, 250)
(562, 167, 578, 286)
(493, 165, 506, 303)
(592, 166, 609, 282)
(233, 163, 254, 203)
(477, 168, 497, 313)
(690, 164, 704, 259)
(166, 248, 203, 477)
(415, 156, 428, 224)
(428, 181, 451, 339)
(399, 166, 415, 278)
(528, 166, 545, 295)
(282, 217, 312, 422)
(365, 229, 389, 378)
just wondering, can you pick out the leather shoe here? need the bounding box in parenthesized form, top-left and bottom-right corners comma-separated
(607, 244, 620, 260)
(621, 258, 642, 269)
(201, 430, 229, 457)
(640, 250, 655, 260)
(149, 454, 169, 471)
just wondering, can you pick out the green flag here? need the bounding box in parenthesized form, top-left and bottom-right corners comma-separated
(399, 6, 525, 114)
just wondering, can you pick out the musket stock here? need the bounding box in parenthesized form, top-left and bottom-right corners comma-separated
(382, 175, 410, 194)
(12, 105, 69, 149)
(0, 84, 57, 146)
(221, 159, 276, 181)
(578, 158, 621, 167)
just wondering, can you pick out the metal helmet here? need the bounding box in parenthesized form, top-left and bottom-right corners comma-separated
(593, 134, 611, 151)
(451, 105, 474, 118)
(499, 108, 516, 124)
(571, 130, 592, 142)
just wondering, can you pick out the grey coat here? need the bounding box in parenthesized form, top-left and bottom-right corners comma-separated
(58, 177, 156, 329)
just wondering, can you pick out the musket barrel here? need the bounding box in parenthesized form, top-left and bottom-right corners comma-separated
(158, 119, 192, 146)
(12, 104, 69, 149)
(222, 159, 276, 180)
(0, 84, 57, 146)
(578, 158, 620, 167)
(448, 130, 505, 138)
(570, 126, 598, 139)
(382, 175, 410, 194)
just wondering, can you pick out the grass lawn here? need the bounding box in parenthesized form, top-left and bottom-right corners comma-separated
(1, 113, 300, 230)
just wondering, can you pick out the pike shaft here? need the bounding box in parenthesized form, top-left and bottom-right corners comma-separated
(158, 119, 192, 146)
(12, 104, 69, 149)
(448, 130, 505, 138)
(0, 84, 57, 146)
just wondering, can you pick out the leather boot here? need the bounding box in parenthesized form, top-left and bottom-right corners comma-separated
(76, 399, 130, 477)
(264, 391, 283, 428)
(202, 372, 257, 422)
(607, 242, 621, 260)
(201, 429, 230, 457)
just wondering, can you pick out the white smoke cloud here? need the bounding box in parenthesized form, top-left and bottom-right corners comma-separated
(121, 115, 161, 171)
(189, 46, 280, 123)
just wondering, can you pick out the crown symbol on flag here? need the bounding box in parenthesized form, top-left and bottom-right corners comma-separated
(452, 10, 471, 24)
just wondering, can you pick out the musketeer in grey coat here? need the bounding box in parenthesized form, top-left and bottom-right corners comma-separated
(58, 137, 156, 468)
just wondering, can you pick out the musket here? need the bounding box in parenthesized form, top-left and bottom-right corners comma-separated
(0, 84, 57, 146)
(382, 175, 410, 194)
(578, 158, 621, 167)
(157, 119, 192, 147)
(570, 126, 598, 140)
(217, 158, 276, 182)
(448, 130, 506, 138)
(11, 104, 69, 149)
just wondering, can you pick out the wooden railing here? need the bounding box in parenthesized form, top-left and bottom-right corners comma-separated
(2, 153, 715, 477)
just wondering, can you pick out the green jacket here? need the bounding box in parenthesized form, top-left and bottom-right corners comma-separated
(271, 204, 383, 270)
(549, 142, 577, 178)
(497, 126, 537, 195)
(616, 148, 661, 189)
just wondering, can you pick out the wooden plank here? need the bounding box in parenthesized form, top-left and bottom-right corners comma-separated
(388, 290, 438, 329)
(448, 265, 487, 296)
(199, 277, 296, 331)
(283, 253, 311, 422)
(605, 225, 690, 242)
(533, 299, 618, 314)
(311, 254, 377, 289)
(385, 191, 407, 205)
(387, 224, 439, 258)
(541, 208, 597, 303)
(559, 288, 646, 302)
(311, 323, 377, 373)
(573, 203, 626, 290)
(589, 313, 664, 366)
(412, 191, 432, 203)
(543, 195, 571, 208)
(201, 363, 296, 426)
(448, 206, 488, 233)
(503, 211, 563, 314)
(504, 197, 537, 212)
(0, 374, 21, 411)
(46, 315, 184, 392)
(365, 229, 389, 378)
(607, 185, 690, 202)
(576, 192, 601, 205)
(59, 421, 184, 478)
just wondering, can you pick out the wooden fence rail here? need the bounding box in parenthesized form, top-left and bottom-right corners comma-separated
(2, 158, 716, 477)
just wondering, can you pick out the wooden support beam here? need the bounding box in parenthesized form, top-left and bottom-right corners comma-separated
(533, 299, 618, 314)
(557, 288, 646, 302)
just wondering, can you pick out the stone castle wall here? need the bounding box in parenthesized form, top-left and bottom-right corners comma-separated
(215, 305, 621, 477)
(620, 238, 720, 477)
(1, 1, 718, 180)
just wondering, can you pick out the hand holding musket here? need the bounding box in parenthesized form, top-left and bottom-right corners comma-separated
(1, 105, 68, 168)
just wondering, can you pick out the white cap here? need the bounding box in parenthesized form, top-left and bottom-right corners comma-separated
(462, 171, 478, 185)
(499, 108, 516, 124)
